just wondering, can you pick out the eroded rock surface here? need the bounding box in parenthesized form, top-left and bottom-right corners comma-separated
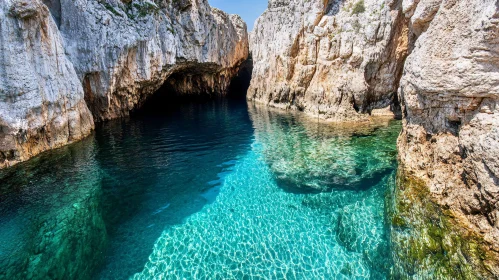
(0, 0, 94, 169)
(250, 0, 499, 276)
(60, 0, 249, 120)
(0, 0, 249, 168)
(395, 0, 499, 277)
(248, 0, 409, 121)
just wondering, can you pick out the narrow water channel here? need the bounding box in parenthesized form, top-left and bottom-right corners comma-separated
(0, 99, 401, 279)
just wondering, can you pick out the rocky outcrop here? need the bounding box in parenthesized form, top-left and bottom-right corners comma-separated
(0, 0, 95, 169)
(248, 0, 410, 121)
(395, 0, 499, 277)
(0, 0, 249, 168)
(59, 0, 248, 120)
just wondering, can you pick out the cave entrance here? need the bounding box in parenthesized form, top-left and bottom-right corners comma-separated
(132, 58, 253, 116)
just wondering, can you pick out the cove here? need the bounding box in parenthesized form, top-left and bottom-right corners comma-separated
(0, 99, 401, 279)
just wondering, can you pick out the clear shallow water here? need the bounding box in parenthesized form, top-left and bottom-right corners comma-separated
(0, 99, 401, 279)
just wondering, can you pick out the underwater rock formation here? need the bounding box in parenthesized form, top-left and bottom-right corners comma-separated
(250, 0, 499, 276)
(0, 138, 106, 280)
(248, 103, 400, 192)
(248, 0, 409, 121)
(0, 0, 249, 168)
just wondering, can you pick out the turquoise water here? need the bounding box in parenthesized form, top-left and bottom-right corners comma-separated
(0, 100, 401, 279)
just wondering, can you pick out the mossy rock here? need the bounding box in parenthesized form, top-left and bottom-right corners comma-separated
(389, 170, 499, 279)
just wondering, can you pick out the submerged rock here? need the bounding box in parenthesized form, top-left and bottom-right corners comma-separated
(249, 104, 400, 192)
(0, 138, 107, 280)
(250, 0, 499, 274)
(0, 0, 249, 168)
(389, 172, 499, 279)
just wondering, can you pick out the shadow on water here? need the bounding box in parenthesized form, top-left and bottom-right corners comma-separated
(0, 137, 106, 280)
(0, 96, 254, 279)
(94, 96, 254, 278)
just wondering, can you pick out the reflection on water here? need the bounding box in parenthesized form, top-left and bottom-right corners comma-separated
(0, 100, 402, 279)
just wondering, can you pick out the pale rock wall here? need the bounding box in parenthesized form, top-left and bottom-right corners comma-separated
(250, 0, 499, 275)
(0, 0, 94, 169)
(397, 0, 499, 273)
(59, 0, 249, 120)
(248, 0, 410, 121)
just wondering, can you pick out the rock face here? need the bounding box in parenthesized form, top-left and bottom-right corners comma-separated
(248, 0, 409, 121)
(395, 0, 499, 277)
(0, 0, 249, 168)
(58, 0, 248, 120)
(0, 0, 95, 169)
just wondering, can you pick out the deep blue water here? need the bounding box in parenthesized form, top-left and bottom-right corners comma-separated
(0, 99, 401, 279)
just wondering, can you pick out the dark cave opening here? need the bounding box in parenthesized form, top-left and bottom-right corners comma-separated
(133, 58, 253, 116)
(227, 56, 253, 98)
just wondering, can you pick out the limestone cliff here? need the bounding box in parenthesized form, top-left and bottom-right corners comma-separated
(0, 0, 95, 169)
(248, 0, 409, 121)
(58, 0, 248, 121)
(395, 0, 499, 277)
(0, 0, 249, 168)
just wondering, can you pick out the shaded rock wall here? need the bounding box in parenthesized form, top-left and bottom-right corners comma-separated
(0, 0, 249, 168)
(248, 0, 410, 121)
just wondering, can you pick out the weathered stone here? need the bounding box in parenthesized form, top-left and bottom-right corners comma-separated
(248, 0, 410, 121)
(397, 0, 499, 276)
(250, 0, 499, 275)
(59, 0, 249, 121)
(0, 0, 94, 169)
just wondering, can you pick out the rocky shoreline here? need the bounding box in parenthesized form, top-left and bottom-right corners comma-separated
(249, 0, 499, 277)
(0, 0, 249, 168)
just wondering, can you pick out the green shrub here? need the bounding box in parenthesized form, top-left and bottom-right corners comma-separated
(351, 0, 365, 15)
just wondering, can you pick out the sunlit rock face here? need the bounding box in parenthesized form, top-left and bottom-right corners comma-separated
(248, 0, 409, 121)
(0, 0, 95, 169)
(248, 104, 401, 192)
(395, 0, 499, 277)
(59, 0, 249, 121)
(0, 0, 249, 168)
